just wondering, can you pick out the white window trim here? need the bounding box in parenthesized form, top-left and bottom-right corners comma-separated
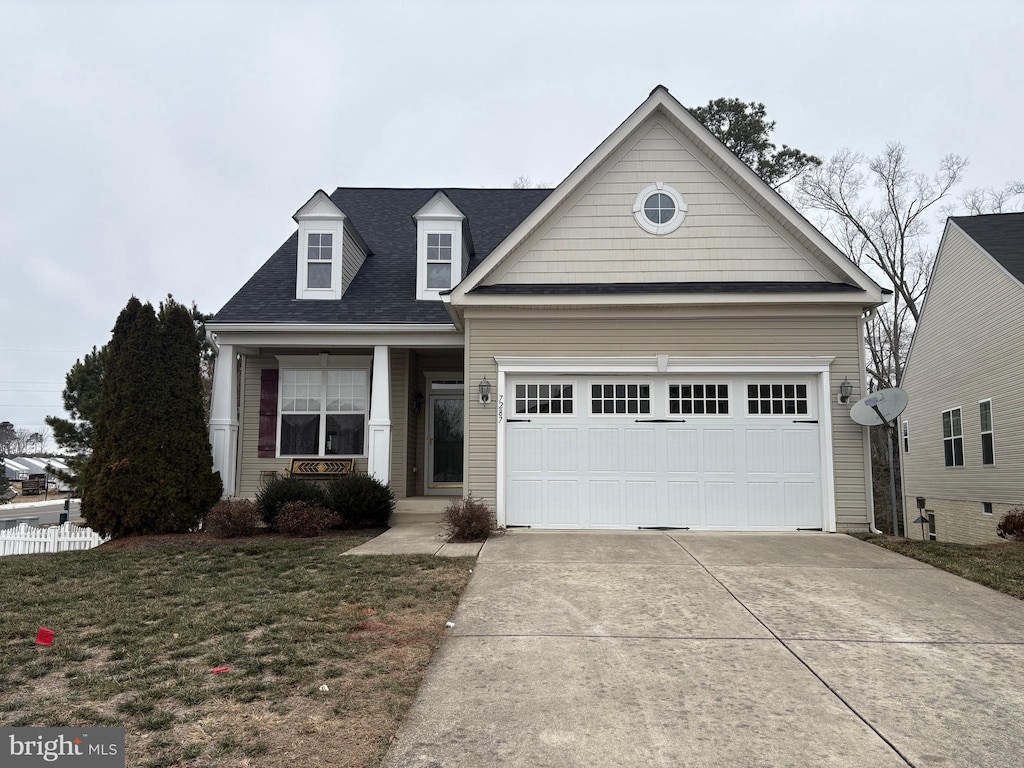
(979, 398, 995, 466)
(493, 356, 837, 534)
(667, 381, 733, 418)
(982, 502, 993, 516)
(274, 355, 371, 458)
(942, 406, 964, 468)
(902, 420, 910, 454)
(414, 192, 466, 301)
(298, 229, 342, 299)
(512, 381, 576, 417)
(633, 182, 687, 236)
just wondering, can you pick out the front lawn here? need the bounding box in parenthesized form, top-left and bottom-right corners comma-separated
(0, 532, 473, 767)
(852, 533, 1024, 599)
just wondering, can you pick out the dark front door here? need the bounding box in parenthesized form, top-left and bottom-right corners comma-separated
(429, 395, 464, 490)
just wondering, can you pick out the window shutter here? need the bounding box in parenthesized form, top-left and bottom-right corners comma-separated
(258, 369, 279, 458)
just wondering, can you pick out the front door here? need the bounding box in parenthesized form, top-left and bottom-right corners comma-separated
(428, 395, 464, 492)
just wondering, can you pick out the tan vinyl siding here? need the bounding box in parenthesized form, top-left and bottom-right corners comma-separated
(237, 356, 368, 498)
(900, 224, 1024, 532)
(903, 499, 1012, 545)
(389, 349, 409, 498)
(488, 118, 835, 286)
(465, 307, 870, 530)
(342, 220, 367, 294)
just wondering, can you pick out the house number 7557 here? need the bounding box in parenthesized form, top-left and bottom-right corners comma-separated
(497, 393, 504, 423)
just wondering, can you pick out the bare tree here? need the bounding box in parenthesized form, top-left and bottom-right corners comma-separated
(798, 143, 968, 387)
(511, 175, 551, 189)
(960, 181, 1024, 214)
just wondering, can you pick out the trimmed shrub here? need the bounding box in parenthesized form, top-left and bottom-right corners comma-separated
(325, 474, 395, 529)
(255, 475, 328, 528)
(204, 499, 260, 538)
(275, 501, 337, 537)
(996, 508, 1024, 541)
(443, 495, 495, 542)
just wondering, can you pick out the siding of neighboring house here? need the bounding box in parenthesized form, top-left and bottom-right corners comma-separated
(900, 223, 1024, 543)
(486, 117, 839, 286)
(464, 306, 871, 530)
(341, 219, 367, 295)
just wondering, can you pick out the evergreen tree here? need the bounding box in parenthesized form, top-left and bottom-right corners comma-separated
(45, 345, 108, 486)
(82, 298, 163, 536)
(153, 297, 222, 530)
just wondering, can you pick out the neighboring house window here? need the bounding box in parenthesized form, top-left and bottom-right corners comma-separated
(982, 502, 993, 516)
(279, 369, 367, 456)
(747, 383, 809, 416)
(669, 384, 730, 415)
(928, 512, 936, 541)
(633, 183, 687, 235)
(515, 383, 574, 415)
(426, 232, 453, 289)
(306, 233, 333, 289)
(941, 407, 964, 467)
(591, 383, 651, 415)
(902, 421, 909, 453)
(979, 399, 995, 465)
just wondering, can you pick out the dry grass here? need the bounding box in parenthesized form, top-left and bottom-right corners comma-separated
(0, 531, 473, 767)
(851, 533, 1024, 599)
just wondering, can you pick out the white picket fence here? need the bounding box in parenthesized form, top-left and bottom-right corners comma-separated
(0, 522, 108, 557)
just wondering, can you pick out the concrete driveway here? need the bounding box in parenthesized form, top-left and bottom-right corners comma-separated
(382, 531, 1024, 768)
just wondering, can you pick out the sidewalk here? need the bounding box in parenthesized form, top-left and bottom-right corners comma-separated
(343, 523, 484, 557)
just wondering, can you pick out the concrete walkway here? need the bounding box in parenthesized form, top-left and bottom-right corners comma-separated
(383, 531, 1024, 768)
(343, 523, 483, 557)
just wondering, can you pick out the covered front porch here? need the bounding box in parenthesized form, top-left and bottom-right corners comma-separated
(207, 326, 467, 505)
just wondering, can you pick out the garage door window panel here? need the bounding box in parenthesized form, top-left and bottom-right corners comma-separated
(747, 383, 809, 416)
(515, 383, 574, 415)
(591, 383, 651, 415)
(670, 383, 730, 415)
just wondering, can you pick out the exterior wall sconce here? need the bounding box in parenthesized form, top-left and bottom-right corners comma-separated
(478, 377, 492, 404)
(413, 391, 424, 415)
(838, 377, 853, 405)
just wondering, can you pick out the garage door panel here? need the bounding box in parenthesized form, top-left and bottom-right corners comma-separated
(508, 428, 544, 472)
(588, 429, 620, 472)
(746, 429, 779, 474)
(704, 482, 740, 527)
(666, 429, 699, 473)
(784, 482, 820, 527)
(748, 482, 783, 527)
(624, 428, 657, 473)
(590, 480, 623, 526)
(667, 481, 702, 527)
(782, 429, 818, 475)
(703, 429, 738, 474)
(547, 428, 579, 472)
(505, 374, 824, 531)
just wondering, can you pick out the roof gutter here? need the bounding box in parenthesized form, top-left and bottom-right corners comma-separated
(440, 291, 464, 331)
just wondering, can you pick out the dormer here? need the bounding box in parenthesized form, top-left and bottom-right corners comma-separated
(293, 190, 348, 300)
(413, 191, 470, 301)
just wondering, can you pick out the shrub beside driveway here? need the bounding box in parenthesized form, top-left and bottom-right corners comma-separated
(852, 533, 1024, 599)
(0, 532, 473, 768)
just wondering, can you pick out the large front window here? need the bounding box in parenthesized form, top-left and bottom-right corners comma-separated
(279, 369, 367, 456)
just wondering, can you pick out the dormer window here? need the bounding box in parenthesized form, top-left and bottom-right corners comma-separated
(306, 233, 334, 289)
(426, 232, 453, 289)
(414, 191, 470, 301)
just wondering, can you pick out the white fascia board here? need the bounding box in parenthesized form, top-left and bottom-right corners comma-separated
(206, 323, 464, 349)
(494, 355, 835, 374)
(293, 189, 346, 221)
(413, 191, 466, 220)
(457, 291, 878, 308)
(206, 322, 459, 333)
(452, 86, 884, 304)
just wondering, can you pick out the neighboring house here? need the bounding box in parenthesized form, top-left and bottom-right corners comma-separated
(206, 86, 887, 532)
(900, 213, 1024, 543)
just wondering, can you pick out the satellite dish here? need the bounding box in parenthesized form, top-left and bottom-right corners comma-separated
(850, 387, 909, 427)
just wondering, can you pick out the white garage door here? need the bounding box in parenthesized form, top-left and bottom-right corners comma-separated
(505, 376, 823, 530)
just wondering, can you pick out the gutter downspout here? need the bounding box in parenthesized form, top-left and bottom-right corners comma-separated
(860, 306, 883, 534)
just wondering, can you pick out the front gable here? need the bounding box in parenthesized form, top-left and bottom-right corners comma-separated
(486, 117, 839, 286)
(452, 86, 884, 308)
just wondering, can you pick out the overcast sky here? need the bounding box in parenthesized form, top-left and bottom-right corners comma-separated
(1, 0, 1021, 445)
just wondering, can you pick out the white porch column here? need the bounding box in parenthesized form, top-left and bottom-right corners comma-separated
(208, 343, 239, 497)
(367, 345, 392, 484)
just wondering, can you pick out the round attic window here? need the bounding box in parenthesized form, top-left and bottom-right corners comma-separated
(633, 183, 687, 235)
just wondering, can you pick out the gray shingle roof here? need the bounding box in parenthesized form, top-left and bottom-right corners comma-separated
(951, 212, 1024, 285)
(213, 187, 552, 324)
